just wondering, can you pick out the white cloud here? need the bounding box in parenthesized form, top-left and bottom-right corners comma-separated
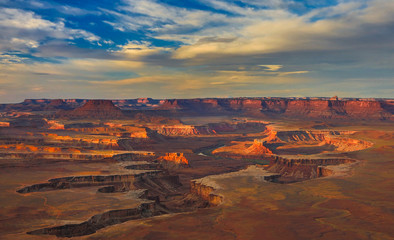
(171, 0, 394, 59)
(105, 0, 228, 40)
(10, 38, 39, 48)
(0, 8, 100, 52)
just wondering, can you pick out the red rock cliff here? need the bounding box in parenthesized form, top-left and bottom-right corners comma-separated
(156, 98, 393, 120)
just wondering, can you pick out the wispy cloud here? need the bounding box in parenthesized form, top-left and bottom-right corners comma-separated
(278, 71, 309, 76)
(259, 65, 283, 71)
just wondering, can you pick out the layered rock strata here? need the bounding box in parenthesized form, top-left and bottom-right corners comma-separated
(265, 156, 356, 182)
(157, 98, 393, 120)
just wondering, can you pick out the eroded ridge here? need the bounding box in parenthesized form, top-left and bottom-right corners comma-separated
(265, 156, 357, 183)
(210, 129, 372, 182)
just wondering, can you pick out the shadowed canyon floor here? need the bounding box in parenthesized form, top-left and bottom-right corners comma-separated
(0, 99, 393, 239)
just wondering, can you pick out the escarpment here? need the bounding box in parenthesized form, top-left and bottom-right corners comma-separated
(157, 98, 393, 120)
(265, 156, 356, 182)
(3, 97, 392, 120)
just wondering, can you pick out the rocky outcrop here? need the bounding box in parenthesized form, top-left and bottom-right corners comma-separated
(190, 180, 223, 206)
(46, 120, 64, 130)
(323, 136, 373, 152)
(158, 153, 189, 165)
(58, 100, 124, 119)
(262, 126, 281, 143)
(246, 139, 273, 155)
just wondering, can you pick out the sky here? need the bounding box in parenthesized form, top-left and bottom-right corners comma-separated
(0, 0, 393, 103)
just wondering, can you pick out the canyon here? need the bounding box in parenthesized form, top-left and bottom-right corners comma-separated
(0, 98, 392, 239)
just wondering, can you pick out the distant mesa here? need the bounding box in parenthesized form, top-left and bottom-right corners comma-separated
(57, 100, 124, 119)
(48, 99, 65, 106)
(1, 97, 393, 121)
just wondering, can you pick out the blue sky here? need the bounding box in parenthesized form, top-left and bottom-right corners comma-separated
(0, 0, 393, 102)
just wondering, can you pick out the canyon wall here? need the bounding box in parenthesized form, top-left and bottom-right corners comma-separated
(157, 98, 393, 120)
(3, 97, 392, 121)
(266, 156, 356, 181)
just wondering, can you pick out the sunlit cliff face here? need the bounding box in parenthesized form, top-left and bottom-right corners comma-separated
(158, 153, 189, 165)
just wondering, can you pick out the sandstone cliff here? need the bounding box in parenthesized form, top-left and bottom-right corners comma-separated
(190, 180, 223, 206)
(156, 98, 393, 120)
(246, 139, 273, 155)
(2, 97, 392, 120)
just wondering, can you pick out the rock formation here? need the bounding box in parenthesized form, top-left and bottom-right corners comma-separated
(262, 126, 281, 143)
(265, 156, 356, 182)
(190, 180, 223, 206)
(246, 139, 273, 155)
(158, 153, 189, 165)
(58, 100, 124, 119)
